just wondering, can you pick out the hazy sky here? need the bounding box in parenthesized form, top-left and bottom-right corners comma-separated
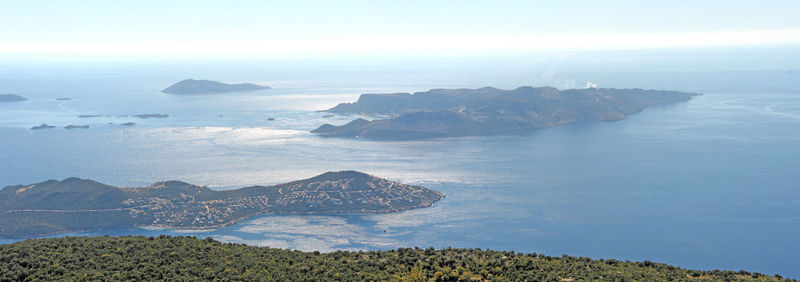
(1, 0, 799, 56)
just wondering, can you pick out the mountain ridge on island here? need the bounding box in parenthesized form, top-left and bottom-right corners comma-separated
(313, 86, 700, 140)
(0, 94, 26, 102)
(162, 79, 271, 94)
(0, 171, 443, 238)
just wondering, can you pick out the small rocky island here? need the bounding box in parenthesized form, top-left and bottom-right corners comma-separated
(0, 94, 26, 102)
(312, 86, 700, 140)
(162, 79, 271, 94)
(0, 171, 443, 238)
(30, 123, 55, 130)
(134, 114, 169, 119)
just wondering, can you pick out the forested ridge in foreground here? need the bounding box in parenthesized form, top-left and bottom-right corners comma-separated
(0, 236, 792, 281)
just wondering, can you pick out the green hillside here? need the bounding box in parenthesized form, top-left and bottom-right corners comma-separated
(0, 171, 443, 238)
(0, 236, 791, 281)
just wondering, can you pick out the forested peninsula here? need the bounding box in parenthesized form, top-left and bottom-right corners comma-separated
(0, 171, 443, 238)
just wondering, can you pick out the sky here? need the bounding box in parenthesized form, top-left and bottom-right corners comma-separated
(1, 0, 799, 57)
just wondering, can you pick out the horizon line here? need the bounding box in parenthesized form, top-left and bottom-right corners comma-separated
(1, 29, 799, 57)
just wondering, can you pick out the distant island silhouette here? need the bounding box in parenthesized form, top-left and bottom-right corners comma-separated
(313, 86, 700, 140)
(30, 123, 55, 130)
(162, 79, 271, 94)
(0, 94, 26, 102)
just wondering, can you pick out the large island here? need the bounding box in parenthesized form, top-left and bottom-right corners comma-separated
(0, 171, 443, 238)
(313, 86, 700, 140)
(162, 79, 271, 94)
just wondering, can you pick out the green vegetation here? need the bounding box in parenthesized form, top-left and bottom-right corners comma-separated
(0, 236, 791, 281)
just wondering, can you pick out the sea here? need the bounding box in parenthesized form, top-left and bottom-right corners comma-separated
(1, 46, 799, 277)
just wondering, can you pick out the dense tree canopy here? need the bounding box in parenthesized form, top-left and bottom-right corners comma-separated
(0, 236, 791, 281)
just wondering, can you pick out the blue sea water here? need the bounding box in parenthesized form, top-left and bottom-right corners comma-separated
(1, 47, 799, 277)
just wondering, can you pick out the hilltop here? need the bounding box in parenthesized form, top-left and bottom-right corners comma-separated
(0, 236, 790, 281)
(0, 171, 443, 238)
(314, 86, 700, 140)
(162, 79, 271, 94)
